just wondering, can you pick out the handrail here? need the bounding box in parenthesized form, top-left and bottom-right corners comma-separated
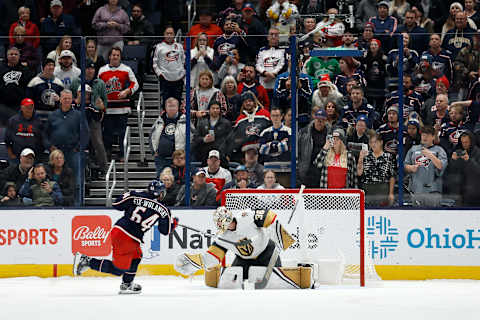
(186, 0, 197, 32)
(123, 126, 131, 192)
(136, 91, 147, 166)
(105, 160, 116, 207)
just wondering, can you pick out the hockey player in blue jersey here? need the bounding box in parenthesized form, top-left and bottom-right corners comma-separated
(73, 180, 178, 294)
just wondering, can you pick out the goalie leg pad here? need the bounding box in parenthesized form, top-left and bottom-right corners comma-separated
(204, 265, 221, 288)
(217, 267, 243, 289)
(248, 266, 313, 289)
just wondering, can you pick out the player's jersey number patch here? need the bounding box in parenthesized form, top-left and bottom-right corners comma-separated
(130, 207, 160, 232)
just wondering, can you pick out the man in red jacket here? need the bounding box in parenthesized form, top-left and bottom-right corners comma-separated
(186, 9, 223, 49)
(237, 64, 270, 110)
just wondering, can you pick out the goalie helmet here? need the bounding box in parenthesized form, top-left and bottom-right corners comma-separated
(148, 179, 167, 200)
(213, 206, 233, 234)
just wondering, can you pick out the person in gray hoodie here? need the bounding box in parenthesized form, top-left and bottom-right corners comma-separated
(404, 125, 448, 207)
(175, 168, 218, 207)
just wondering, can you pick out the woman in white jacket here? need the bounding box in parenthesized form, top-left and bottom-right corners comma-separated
(190, 33, 214, 89)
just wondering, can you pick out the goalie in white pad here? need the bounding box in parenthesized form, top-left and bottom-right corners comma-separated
(175, 206, 303, 288)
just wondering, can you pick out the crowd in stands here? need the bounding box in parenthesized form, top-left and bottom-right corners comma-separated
(1, 0, 480, 208)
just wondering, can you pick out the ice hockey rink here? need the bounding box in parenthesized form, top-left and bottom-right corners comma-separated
(2, 276, 479, 320)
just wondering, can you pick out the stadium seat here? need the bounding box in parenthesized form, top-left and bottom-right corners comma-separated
(123, 45, 147, 61)
(0, 127, 9, 169)
(123, 59, 139, 75)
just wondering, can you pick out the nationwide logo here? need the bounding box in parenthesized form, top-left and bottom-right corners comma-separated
(71, 215, 112, 256)
(366, 216, 399, 259)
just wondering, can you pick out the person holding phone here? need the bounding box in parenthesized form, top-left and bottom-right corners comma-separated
(18, 163, 63, 207)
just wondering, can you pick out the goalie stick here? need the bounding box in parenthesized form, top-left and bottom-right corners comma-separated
(287, 185, 305, 224)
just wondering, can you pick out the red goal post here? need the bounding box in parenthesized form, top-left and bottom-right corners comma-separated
(221, 188, 366, 286)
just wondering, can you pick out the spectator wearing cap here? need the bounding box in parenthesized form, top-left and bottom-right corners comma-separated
(26, 58, 64, 122)
(222, 164, 256, 190)
(0, 47, 33, 125)
(192, 100, 232, 162)
(175, 168, 218, 207)
(404, 113, 422, 158)
(266, 0, 299, 42)
(312, 74, 343, 111)
(386, 32, 420, 78)
(71, 62, 108, 175)
(223, 91, 271, 163)
(397, 10, 429, 54)
(441, 3, 477, 43)
(357, 22, 375, 52)
(47, 35, 77, 67)
(0, 147, 35, 194)
(242, 142, 264, 187)
(150, 97, 189, 177)
(92, 0, 130, 60)
(54, 50, 80, 87)
(5, 98, 44, 164)
(298, 109, 331, 187)
(19, 162, 63, 207)
(10, 26, 41, 70)
(422, 33, 454, 82)
(368, 1, 398, 52)
(8, 6, 40, 49)
(346, 114, 370, 161)
(404, 125, 448, 207)
(237, 64, 270, 110)
(186, 9, 223, 49)
(355, 0, 379, 27)
(125, 3, 154, 46)
(314, 128, 358, 189)
(377, 105, 405, 155)
(40, 0, 78, 55)
(259, 107, 291, 162)
(357, 132, 396, 207)
(152, 26, 186, 106)
(437, 104, 468, 157)
(212, 17, 248, 71)
(339, 85, 375, 130)
(203, 149, 232, 197)
(241, 3, 266, 62)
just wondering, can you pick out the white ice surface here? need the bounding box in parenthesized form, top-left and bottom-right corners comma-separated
(1, 276, 479, 320)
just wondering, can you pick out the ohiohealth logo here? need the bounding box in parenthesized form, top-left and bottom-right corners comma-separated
(366, 216, 399, 259)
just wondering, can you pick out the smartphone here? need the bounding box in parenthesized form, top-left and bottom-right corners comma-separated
(209, 129, 215, 137)
(362, 144, 368, 152)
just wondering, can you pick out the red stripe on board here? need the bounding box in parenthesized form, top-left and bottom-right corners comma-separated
(53, 264, 58, 277)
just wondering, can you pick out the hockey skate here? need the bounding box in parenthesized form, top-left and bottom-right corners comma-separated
(119, 282, 142, 294)
(73, 252, 91, 276)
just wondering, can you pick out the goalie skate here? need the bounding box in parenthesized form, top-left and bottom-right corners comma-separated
(119, 282, 142, 294)
(73, 252, 91, 276)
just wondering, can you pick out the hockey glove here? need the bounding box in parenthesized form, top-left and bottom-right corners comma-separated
(171, 217, 179, 231)
(174, 253, 203, 276)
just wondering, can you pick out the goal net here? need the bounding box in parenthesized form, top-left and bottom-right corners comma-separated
(221, 188, 375, 286)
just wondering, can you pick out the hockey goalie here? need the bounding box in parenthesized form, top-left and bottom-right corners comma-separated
(174, 207, 313, 289)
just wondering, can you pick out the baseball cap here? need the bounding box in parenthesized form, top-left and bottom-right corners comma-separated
(240, 91, 256, 103)
(332, 128, 345, 141)
(86, 59, 96, 69)
(77, 84, 92, 92)
(20, 148, 35, 157)
(208, 150, 220, 159)
(377, 1, 389, 8)
(241, 142, 259, 153)
(243, 3, 255, 12)
(314, 109, 327, 119)
(20, 98, 34, 107)
(364, 22, 375, 31)
(356, 114, 368, 123)
(50, 0, 63, 7)
(234, 165, 247, 173)
(59, 50, 74, 59)
(195, 168, 207, 176)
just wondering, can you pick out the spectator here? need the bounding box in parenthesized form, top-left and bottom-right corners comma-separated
(71, 62, 108, 176)
(19, 163, 63, 207)
(187, 9, 223, 49)
(356, 0, 378, 27)
(159, 167, 180, 207)
(368, 1, 398, 52)
(396, 9, 429, 54)
(221, 75, 242, 121)
(403, 113, 422, 158)
(241, 3, 266, 62)
(46, 149, 74, 206)
(152, 26, 185, 106)
(54, 50, 80, 87)
(26, 58, 64, 121)
(335, 57, 367, 96)
(125, 3, 154, 46)
(312, 75, 343, 111)
(362, 38, 387, 110)
(314, 128, 358, 188)
(0, 148, 35, 193)
(284, 108, 292, 128)
(384, 74, 423, 121)
(175, 168, 218, 207)
(424, 93, 450, 127)
(339, 85, 375, 129)
(237, 64, 270, 110)
(0, 184, 22, 207)
(257, 169, 284, 189)
(389, 0, 410, 25)
(465, 0, 480, 27)
(150, 97, 188, 177)
(259, 107, 291, 162)
(377, 105, 404, 155)
(11, 26, 41, 69)
(92, 0, 130, 60)
(437, 105, 468, 156)
(298, 109, 330, 187)
(256, 27, 288, 99)
(217, 49, 245, 89)
(242, 143, 264, 187)
(346, 114, 370, 161)
(40, 0, 78, 55)
(169, 150, 186, 186)
(46, 35, 77, 66)
(0, 47, 33, 125)
(303, 54, 341, 87)
(212, 17, 248, 70)
(357, 132, 396, 206)
(266, 0, 299, 42)
(422, 33, 453, 82)
(222, 164, 256, 189)
(338, 29, 357, 49)
(325, 101, 340, 128)
(5, 98, 44, 164)
(192, 101, 232, 162)
(223, 91, 271, 163)
(203, 149, 232, 195)
(98, 46, 139, 162)
(422, 76, 450, 119)
(386, 32, 420, 78)
(190, 33, 215, 89)
(453, 32, 480, 99)
(85, 39, 106, 75)
(441, 3, 477, 42)
(8, 6, 40, 48)
(190, 70, 228, 121)
(411, 5, 434, 34)
(442, 11, 476, 59)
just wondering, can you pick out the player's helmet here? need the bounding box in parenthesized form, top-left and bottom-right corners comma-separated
(148, 179, 167, 200)
(213, 206, 233, 234)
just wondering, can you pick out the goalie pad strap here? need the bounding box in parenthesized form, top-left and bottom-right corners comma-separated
(184, 253, 204, 269)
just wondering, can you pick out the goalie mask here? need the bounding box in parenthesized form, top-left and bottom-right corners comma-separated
(213, 206, 233, 234)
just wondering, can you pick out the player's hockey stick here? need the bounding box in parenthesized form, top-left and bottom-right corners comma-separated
(287, 185, 305, 224)
(177, 223, 242, 247)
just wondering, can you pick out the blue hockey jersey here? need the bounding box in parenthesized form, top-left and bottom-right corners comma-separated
(112, 190, 172, 243)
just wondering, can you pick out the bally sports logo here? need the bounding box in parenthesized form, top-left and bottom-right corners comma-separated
(71, 216, 112, 256)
